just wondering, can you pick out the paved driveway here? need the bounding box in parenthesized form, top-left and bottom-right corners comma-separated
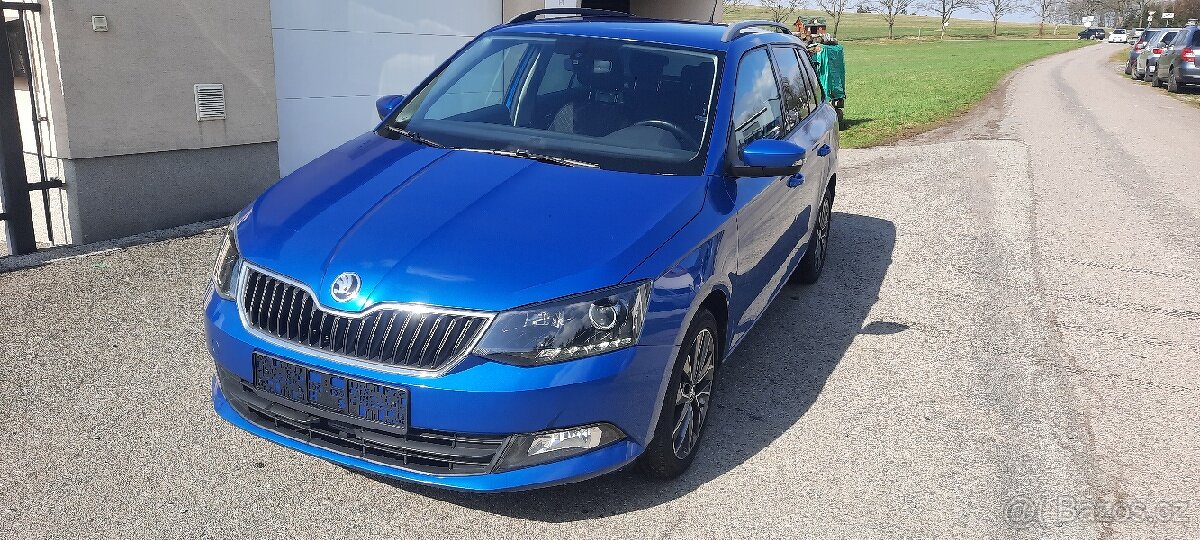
(1, 43, 1197, 538)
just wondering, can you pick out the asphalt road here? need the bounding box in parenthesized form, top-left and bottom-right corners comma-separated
(1, 43, 1197, 539)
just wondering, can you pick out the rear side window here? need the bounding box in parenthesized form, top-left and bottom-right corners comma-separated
(798, 49, 824, 103)
(770, 46, 813, 131)
(1191, 30, 1200, 47)
(731, 48, 783, 152)
(536, 52, 575, 96)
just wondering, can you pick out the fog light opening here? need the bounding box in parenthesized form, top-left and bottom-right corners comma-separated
(528, 426, 603, 457)
(494, 423, 625, 472)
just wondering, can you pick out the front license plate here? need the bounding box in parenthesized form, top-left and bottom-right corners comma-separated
(252, 352, 408, 430)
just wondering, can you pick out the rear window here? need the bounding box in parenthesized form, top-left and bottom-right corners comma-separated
(1160, 31, 1179, 44)
(1114, 29, 1126, 34)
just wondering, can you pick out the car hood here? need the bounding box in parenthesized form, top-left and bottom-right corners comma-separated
(237, 133, 708, 312)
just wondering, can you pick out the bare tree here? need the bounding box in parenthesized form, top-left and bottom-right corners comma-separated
(723, 0, 752, 18)
(865, 0, 919, 37)
(761, 0, 806, 23)
(814, 0, 852, 35)
(922, 0, 981, 38)
(1030, 0, 1062, 36)
(980, 0, 1028, 34)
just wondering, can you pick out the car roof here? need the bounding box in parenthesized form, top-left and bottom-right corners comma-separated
(490, 16, 793, 51)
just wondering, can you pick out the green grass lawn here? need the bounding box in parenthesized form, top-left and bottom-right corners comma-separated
(726, 7, 1085, 41)
(720, 8, 1094, 146)
(838, 40, 1093, 147)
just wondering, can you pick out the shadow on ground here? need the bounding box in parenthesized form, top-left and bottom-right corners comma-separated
(841, 117, 873, 129)
(372, 212, 897, 522)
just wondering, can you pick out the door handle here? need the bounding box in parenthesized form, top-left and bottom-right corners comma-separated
(787, 173, 805, 188)
(816, 144, 831, 157)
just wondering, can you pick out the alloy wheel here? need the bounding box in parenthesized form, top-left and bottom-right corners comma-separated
(672, 328, 716, 459)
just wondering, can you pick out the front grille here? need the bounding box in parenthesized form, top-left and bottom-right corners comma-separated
(219, 369, 506, 475)
(240, 268, 490, 371)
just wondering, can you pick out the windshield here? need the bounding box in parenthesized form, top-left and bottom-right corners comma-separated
(387, 34, 721, 175)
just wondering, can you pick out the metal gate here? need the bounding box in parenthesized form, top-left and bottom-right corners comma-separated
(1, 1, 66, 257)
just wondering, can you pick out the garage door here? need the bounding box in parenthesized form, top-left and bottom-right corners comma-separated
(272, 0, 503, 175)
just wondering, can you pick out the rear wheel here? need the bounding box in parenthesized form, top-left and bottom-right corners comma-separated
(637, 309, 719, 480)
(791, 188, 833, 284)
(1167, 69, 1181, 93)
(1125, 60, 1133, 75)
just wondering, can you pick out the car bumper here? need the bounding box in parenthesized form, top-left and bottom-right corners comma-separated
(1176, 63, 1200, 83)
(205, 291, 674, 491)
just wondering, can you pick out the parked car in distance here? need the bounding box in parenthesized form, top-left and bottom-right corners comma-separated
(1127, 30, 1156, 75)
(1135, 29, 1181, 81)
(204, 11, 841, 492)
(1079, 27, 1108, 40)
(1132, 29, 1166, 78)
(1134, 28, 1145, 38)
(1151, 24, 1200, 92)
(1108, 28, 1129, 43)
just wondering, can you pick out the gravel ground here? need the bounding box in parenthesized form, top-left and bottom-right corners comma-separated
(1, 44, 1197, 538)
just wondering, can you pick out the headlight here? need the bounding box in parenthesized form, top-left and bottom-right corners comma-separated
(211, 224, 242, 300)
(473, 281, 651, 365)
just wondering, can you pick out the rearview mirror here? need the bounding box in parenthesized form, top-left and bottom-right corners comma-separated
(731, 139, 806, 177)
(375, 94, 406, 120)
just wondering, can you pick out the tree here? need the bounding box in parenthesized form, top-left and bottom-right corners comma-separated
(1030, 0, 1062, 36)
(814, 0, 852, 36)
(980, 0, 1027, 34)
(865, 0, 919, 37)
(922, 0, 981, 38)
(761, 0, 805, 23)
(723, 0, 751, 18)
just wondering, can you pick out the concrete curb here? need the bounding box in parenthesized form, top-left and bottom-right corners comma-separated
(0, 216, 230, 274)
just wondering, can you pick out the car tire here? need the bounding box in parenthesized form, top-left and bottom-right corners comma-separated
(1125, 60, 1133, 75)
(835, 107, 845, 131)
(637, 309, 719, 480)
(1167, 69, 1180, 93)
(791, 187, 834, 284)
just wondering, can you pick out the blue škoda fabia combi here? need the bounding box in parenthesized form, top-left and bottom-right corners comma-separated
(206, 10, 839, 492)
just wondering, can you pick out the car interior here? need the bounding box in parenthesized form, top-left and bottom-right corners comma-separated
(411, 37, 719, 156)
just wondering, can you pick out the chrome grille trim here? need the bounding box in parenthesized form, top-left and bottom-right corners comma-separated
(235, 263, 494, 376)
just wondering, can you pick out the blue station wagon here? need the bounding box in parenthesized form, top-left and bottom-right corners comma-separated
(205, 9, 840, 491)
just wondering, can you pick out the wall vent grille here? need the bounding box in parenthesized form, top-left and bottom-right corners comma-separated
(194, 83, 226, 121)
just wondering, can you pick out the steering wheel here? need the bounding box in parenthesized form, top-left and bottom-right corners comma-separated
(632, 120, 700, 151)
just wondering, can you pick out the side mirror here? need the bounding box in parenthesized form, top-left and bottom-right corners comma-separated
(375, 94, 406, 120)
(731, 139, 806, 177)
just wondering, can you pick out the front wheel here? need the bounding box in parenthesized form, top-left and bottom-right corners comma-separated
(637, 309, 719, 480)
(791, 188, 834, 284)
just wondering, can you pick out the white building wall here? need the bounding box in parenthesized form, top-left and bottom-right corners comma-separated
(272, 0, 504, 175)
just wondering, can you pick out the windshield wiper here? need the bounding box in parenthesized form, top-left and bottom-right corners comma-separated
(385, 125, 444, 148)
(460, 147, 597, 168)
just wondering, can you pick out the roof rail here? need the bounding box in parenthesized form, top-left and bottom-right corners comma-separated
(721, 20, 791, 42)
(508, 8, 633, 24)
